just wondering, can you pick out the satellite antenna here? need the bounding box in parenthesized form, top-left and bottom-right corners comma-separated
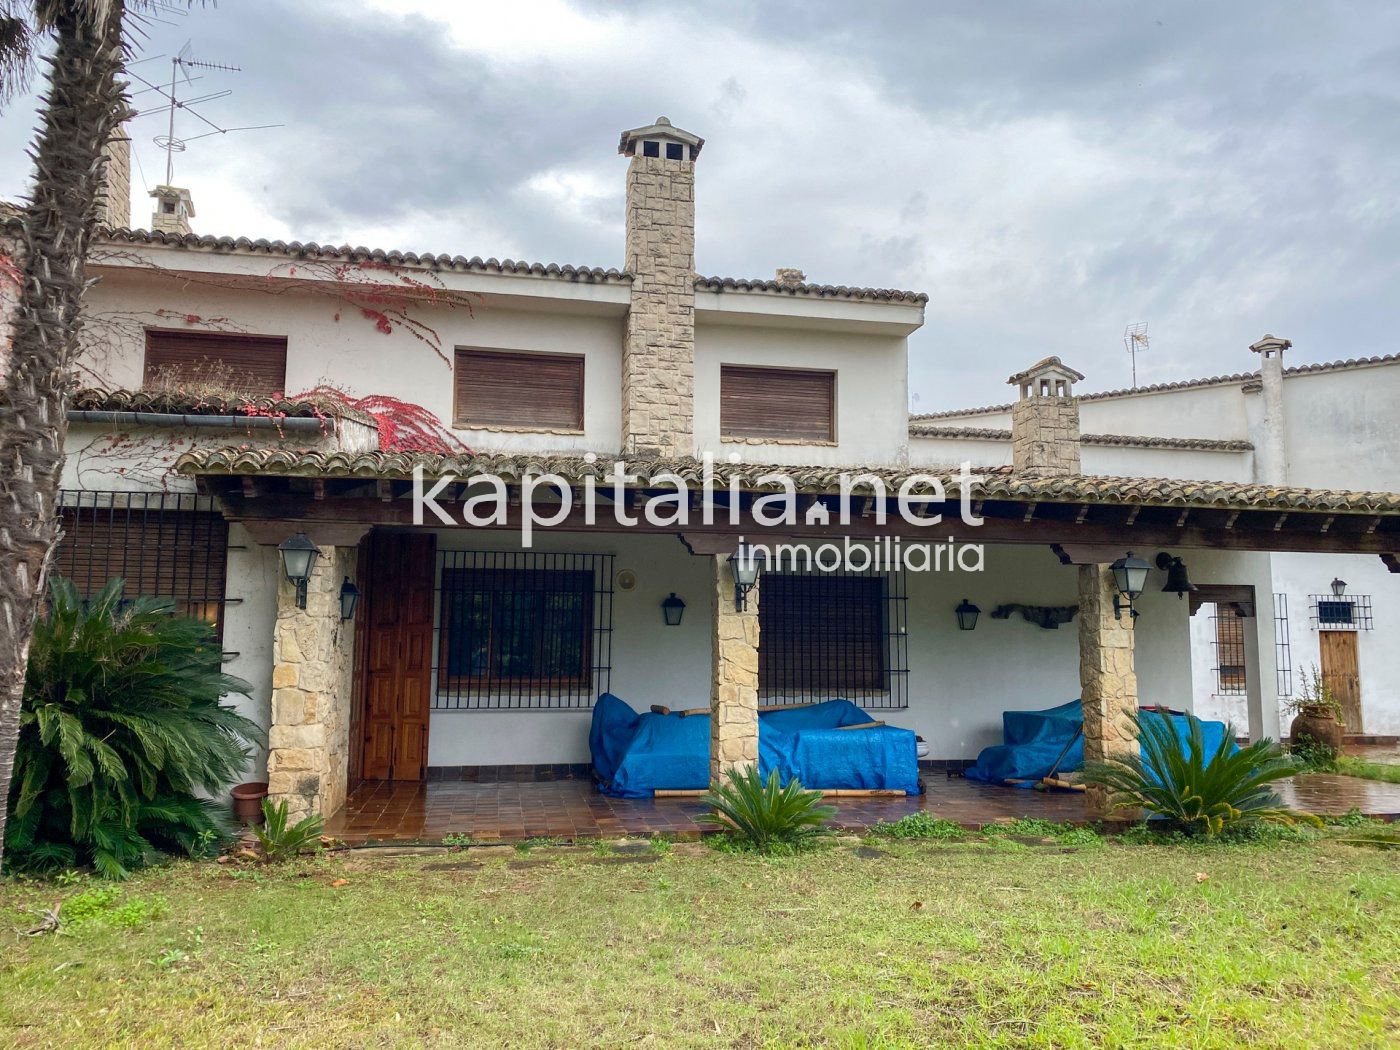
(1123, 322, 1149, 389)
(126, 40, 283, 186)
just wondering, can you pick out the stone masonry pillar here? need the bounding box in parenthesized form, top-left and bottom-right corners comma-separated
(268, 546, 357, 822)
(619, 117, 701, 457)
(1078, 563, 1141, 820)
(710, 553, 760, 784)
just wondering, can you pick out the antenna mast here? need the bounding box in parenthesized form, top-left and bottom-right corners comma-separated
(1123, 322, 1149, 389)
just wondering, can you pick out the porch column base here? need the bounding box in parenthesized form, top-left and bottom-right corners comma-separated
(710, 554, 759, 785)
(267, 545, 357, 823)
(1078, 563, 1141, 821)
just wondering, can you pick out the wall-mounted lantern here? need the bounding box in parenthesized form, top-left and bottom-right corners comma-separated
(1110, 551, 1151, 621)
(340, 577, 361, 621)
(1330, 577, 1347, 597)
(661, 592, 686, 626)
(954, 598, 981, 631)
(1155, 552, 1197, 600)
(277, 532, 321, 610)
(728, 538, 764, 612)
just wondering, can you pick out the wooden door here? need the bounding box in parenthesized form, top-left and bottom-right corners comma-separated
(1319, 631, 1362, 733)
(361, 531, 436, 780)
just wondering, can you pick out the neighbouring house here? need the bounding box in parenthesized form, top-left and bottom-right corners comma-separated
(8, 115, 1399, 825)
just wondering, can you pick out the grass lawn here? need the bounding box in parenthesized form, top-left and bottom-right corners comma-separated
(1333, 755, 1400, 785)
(2, 834, 1398, 1048)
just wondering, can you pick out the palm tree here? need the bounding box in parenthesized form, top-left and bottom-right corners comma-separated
(0, 0, 134, 870)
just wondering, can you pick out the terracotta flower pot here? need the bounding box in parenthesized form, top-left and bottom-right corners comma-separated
(1290, 707, 1345, 753)
(231, 781, 269, 825)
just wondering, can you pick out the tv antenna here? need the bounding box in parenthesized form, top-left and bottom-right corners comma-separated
(127, 41, 282, 186)
(1123, 321, 1149, 388)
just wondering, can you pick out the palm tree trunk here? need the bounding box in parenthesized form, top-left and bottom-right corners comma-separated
(0, 0, 128, 871)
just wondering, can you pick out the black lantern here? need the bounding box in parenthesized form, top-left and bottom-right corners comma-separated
(954, 598, 981, 631)
(339, 576, 360, 621)
(1155, 552, 1197, 600)
(1110, 551, 1151, 620)
(277, 532, 321, 610)
(1330, 577, 1347, 597)
(661, 592, 686, 626)
(728, 538, 764, 612)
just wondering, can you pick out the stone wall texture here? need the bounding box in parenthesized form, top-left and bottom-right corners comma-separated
(99, 134, 131, 229)
(268, 545, 356, 822)
(622, 154, 695, 457)
(709, 554, 760, 783)
(1011, 396, 1082, 476)
(1078, 563, 1141, 819)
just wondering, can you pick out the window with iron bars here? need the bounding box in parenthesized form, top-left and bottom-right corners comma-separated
(758, 567, 909, 709)
(1210, 602, 1247, 696)
(1274, 593, 1294, 698)
(432, 549, 614, 710)
(54, 490, 230, 637)
(1308, 593, 1373, 631)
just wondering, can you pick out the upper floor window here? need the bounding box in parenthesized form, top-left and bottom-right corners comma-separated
(720, 364, 835, 442)
(143, 329, 288, 397)
(454, 347, 585, 431)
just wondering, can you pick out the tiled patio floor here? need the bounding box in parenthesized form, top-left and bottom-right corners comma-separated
(324, 771, 1400, 845)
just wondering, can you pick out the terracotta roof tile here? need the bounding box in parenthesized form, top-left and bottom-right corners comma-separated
(69, 387, 375, 425)
(913, 353, 1400, 420)
(907, 424, 1253, 452)
(175, 447, 1400, 514)
(694, 275, 928, 304)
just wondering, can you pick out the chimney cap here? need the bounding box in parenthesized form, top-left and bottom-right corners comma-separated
(1006, 355, 1085, 387)
(149, 184, 196, 218)
(618, 116, 705, 159)
(1249, 333, 1291, 356)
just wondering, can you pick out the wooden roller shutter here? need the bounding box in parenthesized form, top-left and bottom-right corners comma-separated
(454, 348, 585, 430)
(720, 364, 835, 442)
(143, 329, 288, 396)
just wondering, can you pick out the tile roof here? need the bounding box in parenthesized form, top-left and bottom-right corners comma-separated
(1006, 356, 1085, 385)
(907, 424, 1253, 452)
(175, 447, 1400, 514)
(69, 387, 375, 425)
(695, 275, 927, 304)
(913, 353, 1400, 420)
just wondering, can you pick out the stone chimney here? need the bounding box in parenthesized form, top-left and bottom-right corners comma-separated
(150, 185, 195, 236)
(774, 267, 806, 288)
(1008, 356, 1085, 476)
(1248, 333, 1290, 484)
(98, 129, 131, 228)
(617, 116, 703, 457)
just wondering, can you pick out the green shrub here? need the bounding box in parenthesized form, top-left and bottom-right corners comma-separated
(1289, 735, 1338, 770)
(4, 577, 258, 878)
(698, 767, 836, 853)
(869, 813, 966, 841)
(252, 799, 324, 862)
(1083, 709, 1319, 839)
(981, 817, 1103, 846)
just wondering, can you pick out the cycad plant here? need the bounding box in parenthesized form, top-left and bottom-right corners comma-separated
(252, 799, 324, 862)
(1083, 708, 1317, 838)
(4, 577, 258, 877)
(699, 766, 836, 852)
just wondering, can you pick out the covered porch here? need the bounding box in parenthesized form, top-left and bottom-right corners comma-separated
(176, 447, 1400, 832)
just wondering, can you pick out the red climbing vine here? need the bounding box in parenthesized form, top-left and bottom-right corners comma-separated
(285, 385, 472, 455)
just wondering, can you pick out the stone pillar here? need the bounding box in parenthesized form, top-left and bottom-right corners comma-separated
(1078, 563, 1140, 819)
(620, 117, 700, 456)
(710, 554, 760, 784)
(267, 546, 357, 822)
(99, 130, 131, 228)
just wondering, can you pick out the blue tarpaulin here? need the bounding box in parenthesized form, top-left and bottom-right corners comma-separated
(964, 700, 1234, 787)
(589, 694, 922, 798)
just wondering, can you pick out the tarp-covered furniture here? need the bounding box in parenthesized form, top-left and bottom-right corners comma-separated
(589, 694, 922, 798)
(964, 699, 1234, 786)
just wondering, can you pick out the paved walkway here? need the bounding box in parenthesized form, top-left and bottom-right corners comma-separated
(324, 771, 1400, 845)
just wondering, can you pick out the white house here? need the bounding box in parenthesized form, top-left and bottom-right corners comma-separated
(17, 116, 1400, 824)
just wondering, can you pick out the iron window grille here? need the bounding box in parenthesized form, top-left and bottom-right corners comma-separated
(432, 549, 614, 711)
(1308, 594, 1373, 631)
(54, 489, 230, 637)
(758, 565, 909, 710)
(1210, 602, 1248, 696)
(1273, 592, 1294, 698)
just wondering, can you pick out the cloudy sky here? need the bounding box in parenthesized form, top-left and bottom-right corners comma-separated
(2, 0, 1397, 411)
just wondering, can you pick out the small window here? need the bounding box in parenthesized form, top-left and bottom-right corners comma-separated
(144, 329, 288, 397)
(162, 201, 176, 214)
(665, 142, 684, 160)
(642, 140, 660, 158)
(1212, 604, 1247, 695)
(720, 364, 836, 442)
(454, 348, 585, 430)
